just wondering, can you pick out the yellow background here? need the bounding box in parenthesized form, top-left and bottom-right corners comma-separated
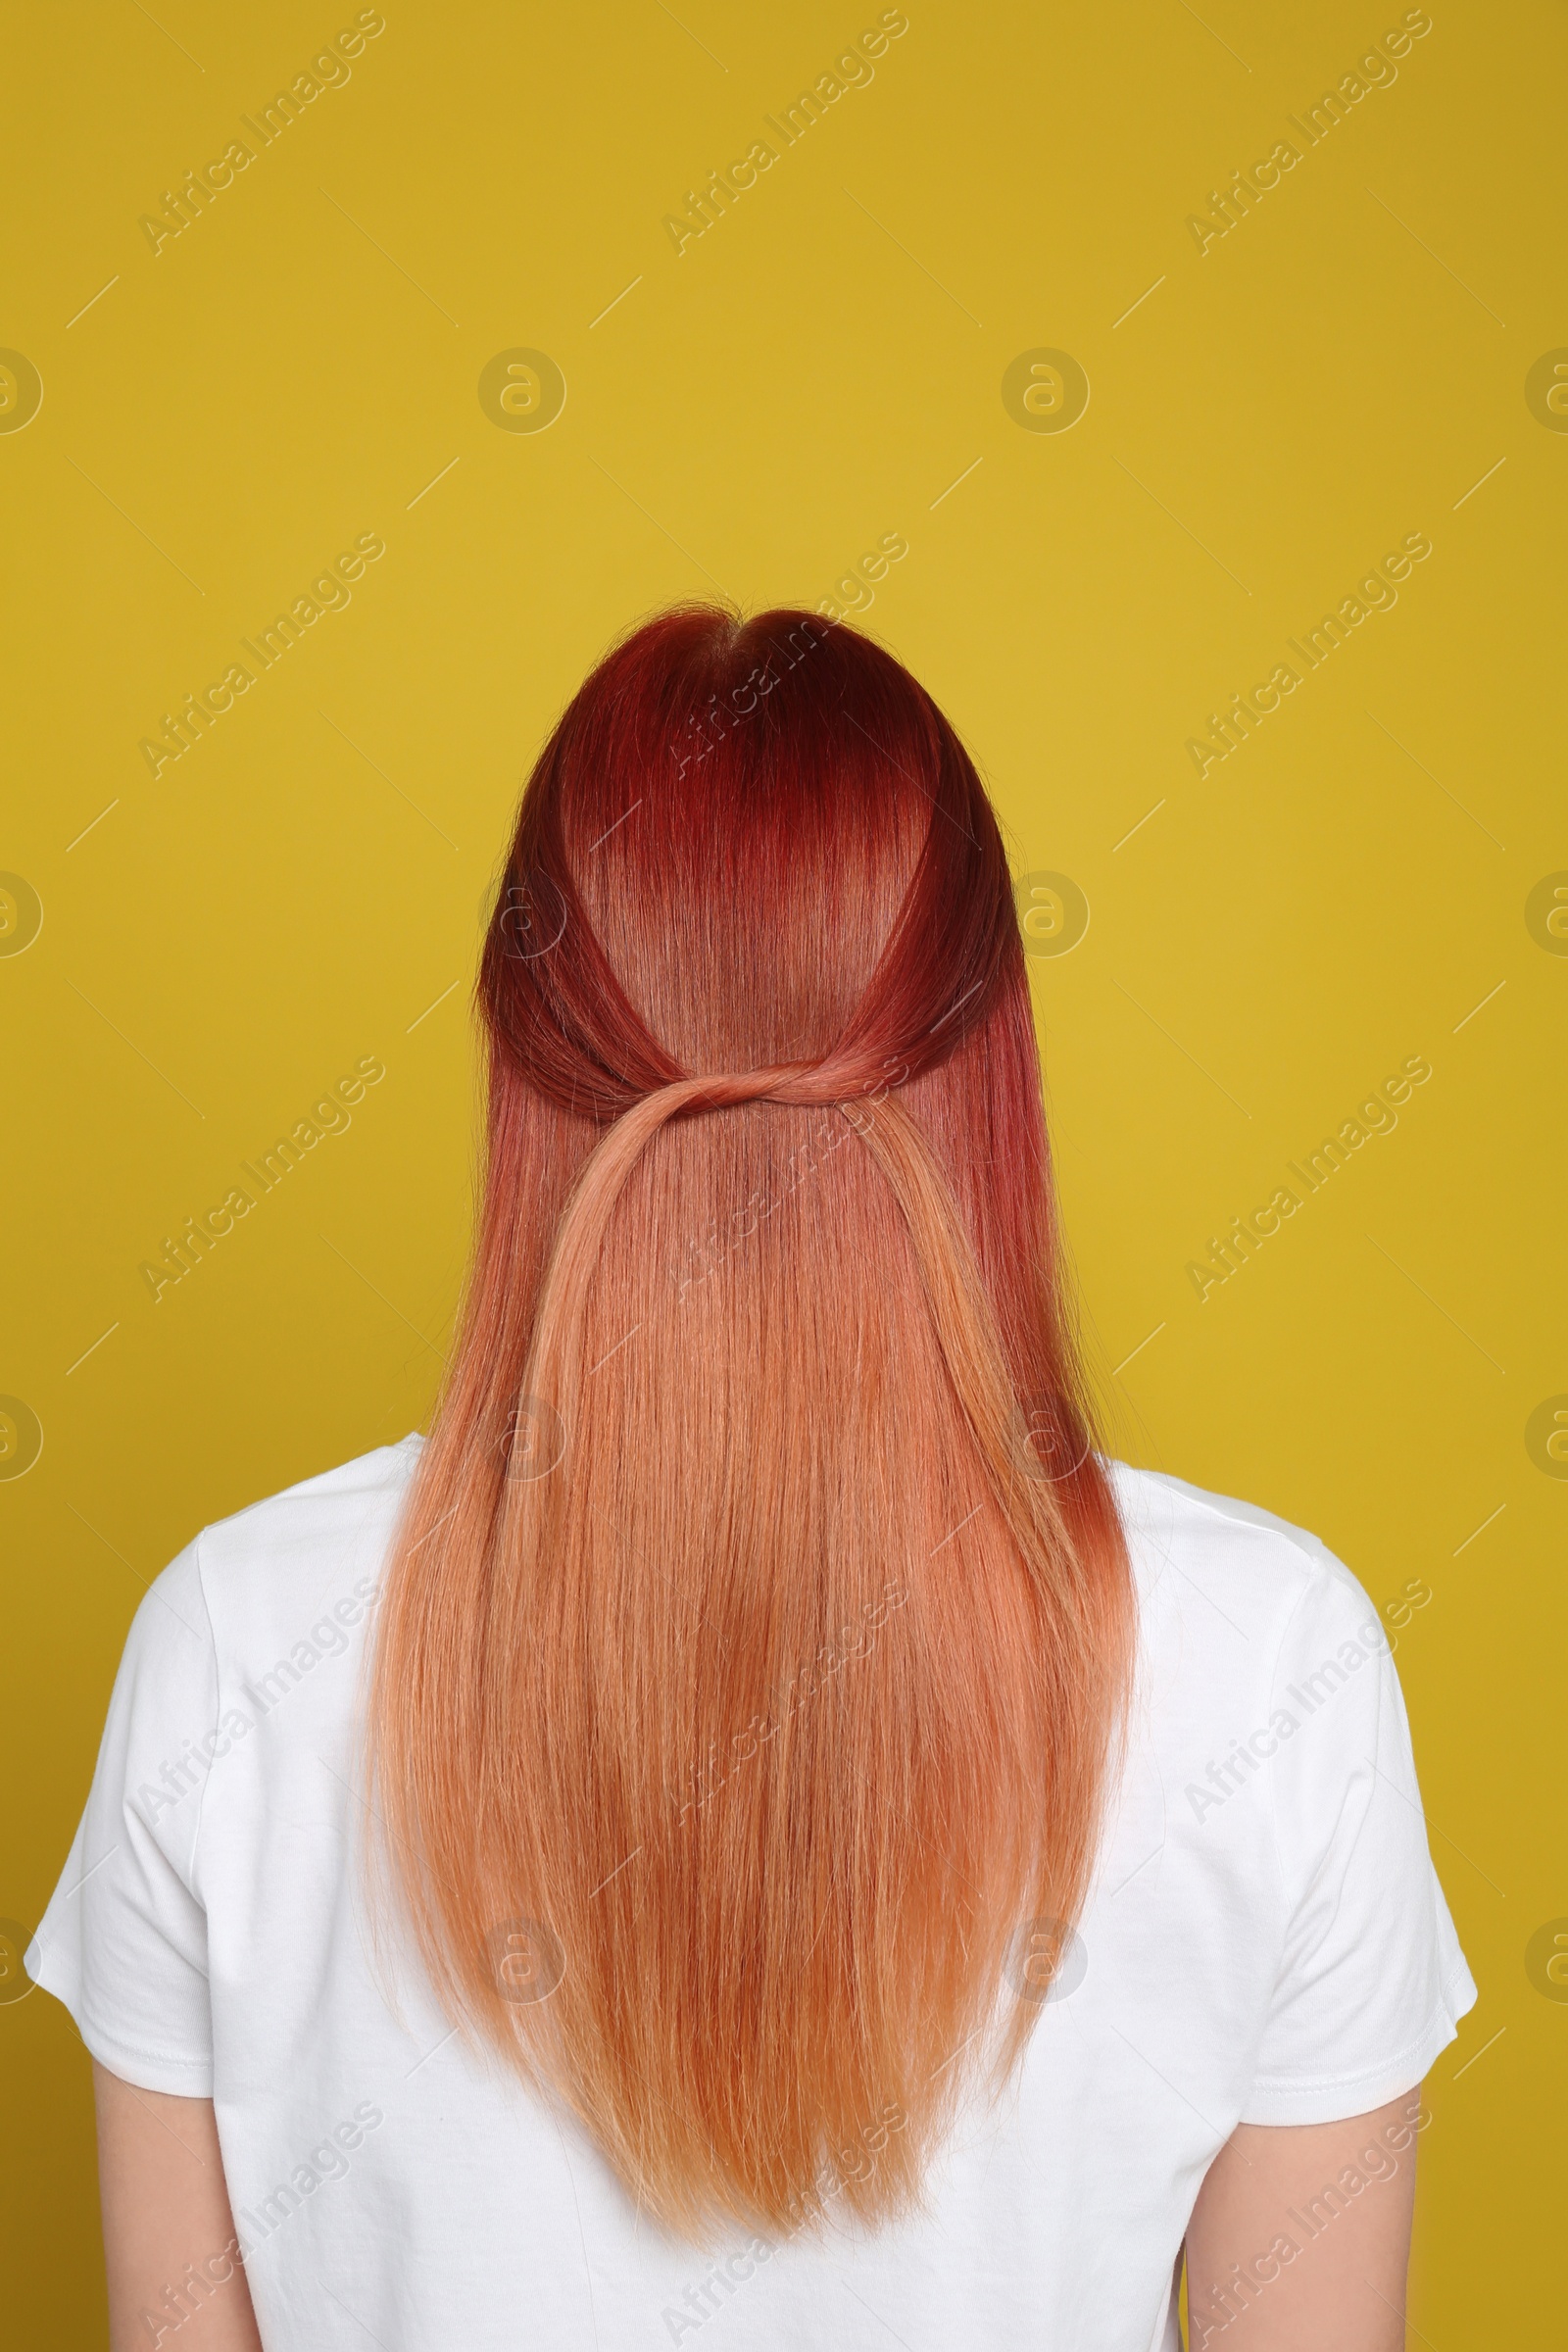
(4, 0, 1562, 2339)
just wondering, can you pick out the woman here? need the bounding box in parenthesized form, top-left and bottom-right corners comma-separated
(33, 607, 1474, 2349)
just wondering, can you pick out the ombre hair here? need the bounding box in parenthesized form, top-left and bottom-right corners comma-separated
(368, 605, 1135, 2243)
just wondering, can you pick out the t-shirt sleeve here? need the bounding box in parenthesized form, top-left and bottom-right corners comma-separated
(1239, 1544, 1478, 2126)
(26, 1538, 219, 2095)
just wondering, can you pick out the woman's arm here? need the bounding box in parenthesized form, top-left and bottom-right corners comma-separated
(1184, 2086, 1422, 2349)
(94, 2061, 264, 2351)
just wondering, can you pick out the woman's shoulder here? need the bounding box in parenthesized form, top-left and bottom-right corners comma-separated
(119, 1435, 426, 1693)
(200, 1430, 423, 1544)
(1104, 1456, 1388, 1674)
(194, 1432, 423, 1594)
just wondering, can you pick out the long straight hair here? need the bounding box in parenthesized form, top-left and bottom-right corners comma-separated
(368, 605, 1134, 2244)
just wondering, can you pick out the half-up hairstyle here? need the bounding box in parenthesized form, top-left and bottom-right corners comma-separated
(368, 604, 1135, 2244)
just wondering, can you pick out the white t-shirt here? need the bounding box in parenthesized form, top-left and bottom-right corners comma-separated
(30, 1436, 1476, 2352)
